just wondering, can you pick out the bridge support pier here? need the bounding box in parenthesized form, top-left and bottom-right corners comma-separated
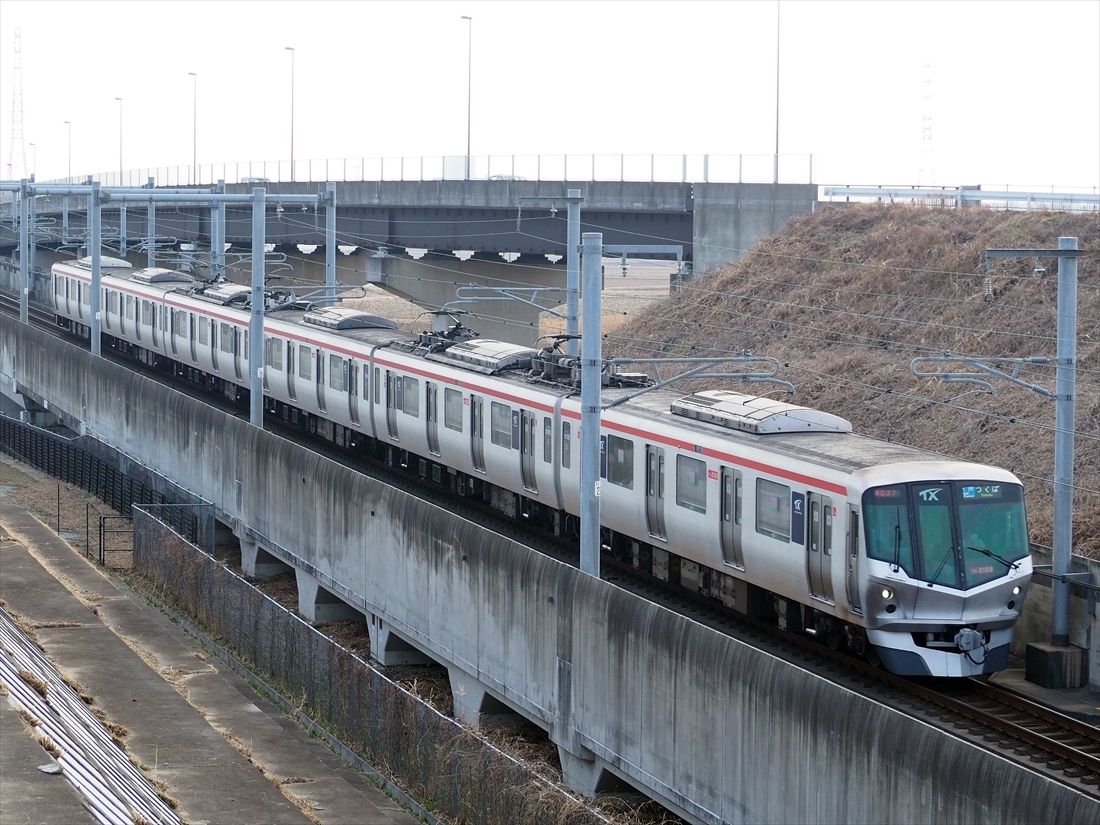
(239, 536, 291, 578)
(295, 569, 363, 623)
(366, 614, 433, 666)
(555, 745, 619, 796)
(446, 667, 518, 727)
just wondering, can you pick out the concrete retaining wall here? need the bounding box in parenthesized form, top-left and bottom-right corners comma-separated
(132, 510, 598, 825)
(3, 318, 1098, 824)
(691, 183, 817, 275)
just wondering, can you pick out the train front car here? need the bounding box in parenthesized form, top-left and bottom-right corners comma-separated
(854, 461, 1032, 677)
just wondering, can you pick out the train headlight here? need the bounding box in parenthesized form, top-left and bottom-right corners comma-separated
(881, 588, 893, 600)
(1012, 585, 1021, 596)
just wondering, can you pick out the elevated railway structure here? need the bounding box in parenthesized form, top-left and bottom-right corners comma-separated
(2, 281, 1099, 824)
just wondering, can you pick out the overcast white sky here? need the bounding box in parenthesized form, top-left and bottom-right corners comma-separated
(1, 0, 1097, 188)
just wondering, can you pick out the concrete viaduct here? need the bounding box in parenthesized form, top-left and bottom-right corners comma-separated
(1, 180, 816, 343)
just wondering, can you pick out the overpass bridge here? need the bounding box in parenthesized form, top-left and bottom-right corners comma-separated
(1, 174, 817, 343)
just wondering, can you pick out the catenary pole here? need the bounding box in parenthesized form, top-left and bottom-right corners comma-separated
(1051, 236, 1078, 646)
(325, 182, 336, 303)
(249, 187, 266, 428)
(579, 232, 603, 576)
(18, 179, 28, 323)
(89, 181, 102, 357)
(566, 188, 582, 356)
(215, 179, 226, 280)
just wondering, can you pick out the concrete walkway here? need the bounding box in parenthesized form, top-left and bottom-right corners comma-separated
(0, 496, 420, 825)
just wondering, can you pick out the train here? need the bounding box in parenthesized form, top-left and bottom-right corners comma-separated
(50, 256, 1033, 677)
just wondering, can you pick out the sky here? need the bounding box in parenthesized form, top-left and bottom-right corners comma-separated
(0, 0, 1098, 188)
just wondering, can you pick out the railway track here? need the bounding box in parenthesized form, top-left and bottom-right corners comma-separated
(3, 292, 1099, 798)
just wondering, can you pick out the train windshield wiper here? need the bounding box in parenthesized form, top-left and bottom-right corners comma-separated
(927, 546, 955, 588)
(892, 512, 903, 572)
(967, 545, 1020, 571)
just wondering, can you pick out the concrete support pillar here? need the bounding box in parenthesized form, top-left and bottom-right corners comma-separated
(366, 614, 433, 666)
(556, 746, 615, 796)
(294, 569, 363, 623)
(446, 667, 516, 727)
(239, 536, 291, 578)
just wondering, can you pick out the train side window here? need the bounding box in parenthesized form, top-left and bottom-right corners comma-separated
(160, 307, 169, 331)
(373, 367, 380, 403)
(266, 338, 284, 371)
(299, 345, 312, 380)
(198, 317, 208, 344)
(328, 354, 346, 391)
(490, 402, 512, 447)
(125, 295, 135, 321)
(735, 475, 743, 524)
(55, 278, 63, 297)
(108, 291, 119, 315)
(675, 455, 707, 513)
(362, 363, 370, 400)
(756, 478, 791, 541)
(606, 435, 634, 489)
(286, 342, 295, 374)
(543, 418, 552, 463)
(220, 323, 234, 353)
(141, 300, 152, 324)
(444, 388, 463, 431)
(561, 421, 572, 469)
(402, 376, 419, 416)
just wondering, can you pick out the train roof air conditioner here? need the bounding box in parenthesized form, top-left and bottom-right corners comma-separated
(671, 390, 852, 434)
(301, 307, 399, 331)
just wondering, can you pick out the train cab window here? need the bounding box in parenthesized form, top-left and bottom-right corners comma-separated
(444, 388, 463, 431)
(328, 355, 346, 391)
(756, 479, 791, 541)
(543, 418, 552, 463)
(675, 455, 707, 513)
(265, 338, 284, 371)
(490, 402, 512, 448)
(606, 435, 634, 489)
(863, 486, 915, 574)
(402, 376, 419, 417)
(562, 422, 572, 468)
(299, 345, 312, 380)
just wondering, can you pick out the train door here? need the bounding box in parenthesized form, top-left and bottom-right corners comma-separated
(425, 382, 440, 455)
(385, 370, 399, 439)
(846, 505, 862, 613)
(286, 343, 297, 401)
(470, 394, 485, 471)
(807, 493, 835, 603)
(233, 328, 244, 381)
(719, 467, 744, 568)
(315, 349, 326, 412)
(645, 445, 667, 540)
(210, 320, 218, 371)
(348, 362, 360, 426)
(520, 409, 538, 493)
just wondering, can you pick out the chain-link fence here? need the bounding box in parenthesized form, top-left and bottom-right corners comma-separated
(0, 414, 206, 567)
(132, 508, 601, 825)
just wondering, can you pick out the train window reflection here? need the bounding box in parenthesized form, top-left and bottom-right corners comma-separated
(862, 486, 915, 575)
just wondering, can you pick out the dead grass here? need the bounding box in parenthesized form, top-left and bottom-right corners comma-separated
(608, 205, 1100, 557)
(18, 668, 48, 698)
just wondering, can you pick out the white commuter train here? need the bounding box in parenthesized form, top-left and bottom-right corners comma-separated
(51, 257, 1033, 677)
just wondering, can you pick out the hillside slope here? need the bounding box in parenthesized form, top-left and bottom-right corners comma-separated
(607, 205, 1099, 557)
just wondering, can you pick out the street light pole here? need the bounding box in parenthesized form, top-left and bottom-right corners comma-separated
(285, 46, 295, 182)
(773, 1, 781, 185)
(64, 121, 71, 181)
(188, 72, 197, 185)
(461, 15, 472, 180)
(115, 97, 123, 185)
